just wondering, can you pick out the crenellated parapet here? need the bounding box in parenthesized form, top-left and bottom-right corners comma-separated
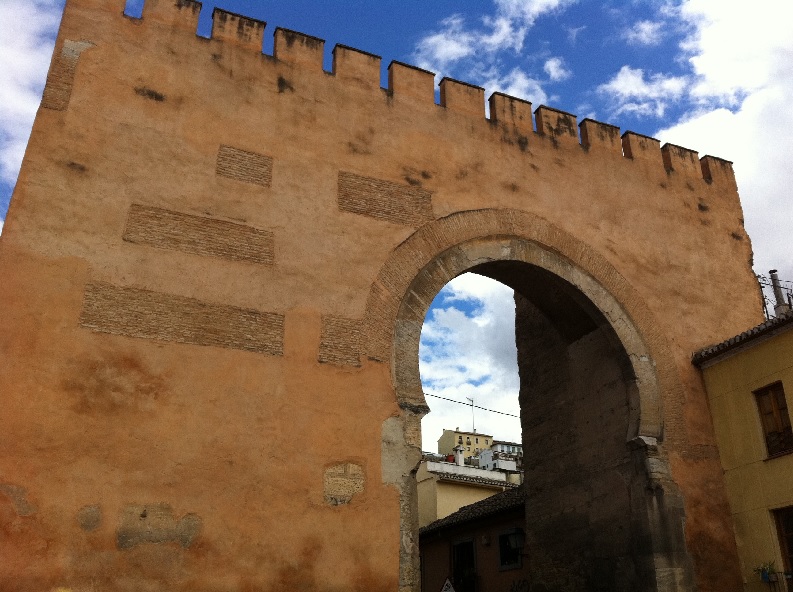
(100, 0, 737, 190)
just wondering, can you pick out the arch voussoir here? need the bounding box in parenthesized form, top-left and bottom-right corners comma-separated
(365, 207, 678, 442)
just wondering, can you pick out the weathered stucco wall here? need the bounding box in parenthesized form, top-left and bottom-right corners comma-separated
(699, 323, 793, 590)
(0, 0, 763, 590)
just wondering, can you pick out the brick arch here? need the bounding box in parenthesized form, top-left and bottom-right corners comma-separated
(368, 209, 693, 592)
(365, 208, 680, 441)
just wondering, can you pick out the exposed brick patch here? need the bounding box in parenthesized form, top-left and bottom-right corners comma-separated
(318, 316, 362, 367)
(338, 171, 433, 227)
(216, 145, 272, 187)
(80, 283, 284, 355)
(324, 463, 365, 506)
(117, 504, 201, 549)
(41, 40, 94, 111)
(123, 204, 274, 265)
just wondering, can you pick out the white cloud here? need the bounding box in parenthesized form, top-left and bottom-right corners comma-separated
(0, 218, 4, 236)
(679, 0, 792, 102)
(624, 20, 664, 46)
(414, 15, 479, 73)
(480, 67, 548, 106)
(566, 25, 586, 44)
(494, 0, 575, 24)
(0, 0, 62, 187)
(655, 0, 793, 283)
(413, 0, 576, 104)
(420, 274, 520, 451)
(597, 65, 687, 117)
(544, 57, 571, 82)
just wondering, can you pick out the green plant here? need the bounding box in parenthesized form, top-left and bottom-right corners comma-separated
(754, 560, 776, 575)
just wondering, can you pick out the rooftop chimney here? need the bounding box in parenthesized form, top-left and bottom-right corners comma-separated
(770, 270, 791, 316)
(453, 445, 465, 466)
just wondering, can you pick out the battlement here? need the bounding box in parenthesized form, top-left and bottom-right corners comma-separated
(92, 0, 740, 188)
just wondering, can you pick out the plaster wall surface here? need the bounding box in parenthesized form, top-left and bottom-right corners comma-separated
(0, 0, 764, 590)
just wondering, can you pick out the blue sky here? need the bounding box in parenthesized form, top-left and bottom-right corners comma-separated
(2, 0, 792, 450)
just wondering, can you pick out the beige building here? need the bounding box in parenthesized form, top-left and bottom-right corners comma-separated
(416, 460, 519, 528)
(437, 429, 493, 459)
(695, 310, 793, 589)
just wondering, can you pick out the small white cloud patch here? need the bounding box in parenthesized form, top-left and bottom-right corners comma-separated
(544, 57, 572, 82)
(623, 20, 664, 46)
(597, 65, 688, 117)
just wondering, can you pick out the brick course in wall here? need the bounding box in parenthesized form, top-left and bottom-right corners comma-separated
(80, 283, 284, 355)
(123, 204, 274, 265)
(215, 145, 273, 187)
(41, 40, 94, 111)
(338, 171, 433, 227)
(318, 315, 363, 367)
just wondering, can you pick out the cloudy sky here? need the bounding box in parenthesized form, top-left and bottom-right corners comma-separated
(2, 0, 791, 450)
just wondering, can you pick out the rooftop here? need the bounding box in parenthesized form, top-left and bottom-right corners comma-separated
(692, 311, 793, 367)
(420, 486, 525, 536)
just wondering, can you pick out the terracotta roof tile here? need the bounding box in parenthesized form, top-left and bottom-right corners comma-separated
(420, 486, 525, 536)
(692, 311, 793, 366)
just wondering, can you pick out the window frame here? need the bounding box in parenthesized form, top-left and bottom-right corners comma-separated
(498, 528, 524, 571)
(754, 382, 793, 458)
(774, 506, 793, 573)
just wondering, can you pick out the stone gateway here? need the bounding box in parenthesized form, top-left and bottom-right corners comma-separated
(0, 1, 762, 590)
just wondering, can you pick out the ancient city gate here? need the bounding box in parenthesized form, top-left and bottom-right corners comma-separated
(0, 1, 763, 591)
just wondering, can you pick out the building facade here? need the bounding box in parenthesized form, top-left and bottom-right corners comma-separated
(420, 488, 528, 592)
(695, 311, 793, 590)
(438, 429, 494, 459)
(417, 460, 519, 528)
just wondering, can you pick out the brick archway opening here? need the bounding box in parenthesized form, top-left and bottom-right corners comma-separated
(368, 213, 694, 592)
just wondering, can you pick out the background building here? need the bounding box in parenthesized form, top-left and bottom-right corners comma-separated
(695, 309, 793, 589)
(438, 429, 494, 459)
(417, 453, 520, 528)
(420, 487, 527, 592)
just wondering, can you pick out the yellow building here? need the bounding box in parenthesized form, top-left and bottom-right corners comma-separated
(694, 311, 793, 589)
(437, 429, 493, 459)
(416, 460, 519, 528)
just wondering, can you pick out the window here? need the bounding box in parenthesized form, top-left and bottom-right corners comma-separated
(498, 528, 524, 570)
(755, 382, 793, 457)
(485, 439, 489, 445)
(458, 436, 463, 444)
(775, 506, 793, 572)
(476, 438, 479, 444)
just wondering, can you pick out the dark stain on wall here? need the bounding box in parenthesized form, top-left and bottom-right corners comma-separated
(61, 352, 166, 415)
(134, 87, 166, 102)
(277, 76, 294, 93)
(77, 504, 102, 531)
(0, 483, 37, 517)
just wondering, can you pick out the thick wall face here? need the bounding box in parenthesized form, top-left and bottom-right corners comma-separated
(0, 0, 763, 590)
(515, 290, 690, 591)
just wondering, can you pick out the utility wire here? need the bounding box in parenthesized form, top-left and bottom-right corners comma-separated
(424, 393, 520, 419)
